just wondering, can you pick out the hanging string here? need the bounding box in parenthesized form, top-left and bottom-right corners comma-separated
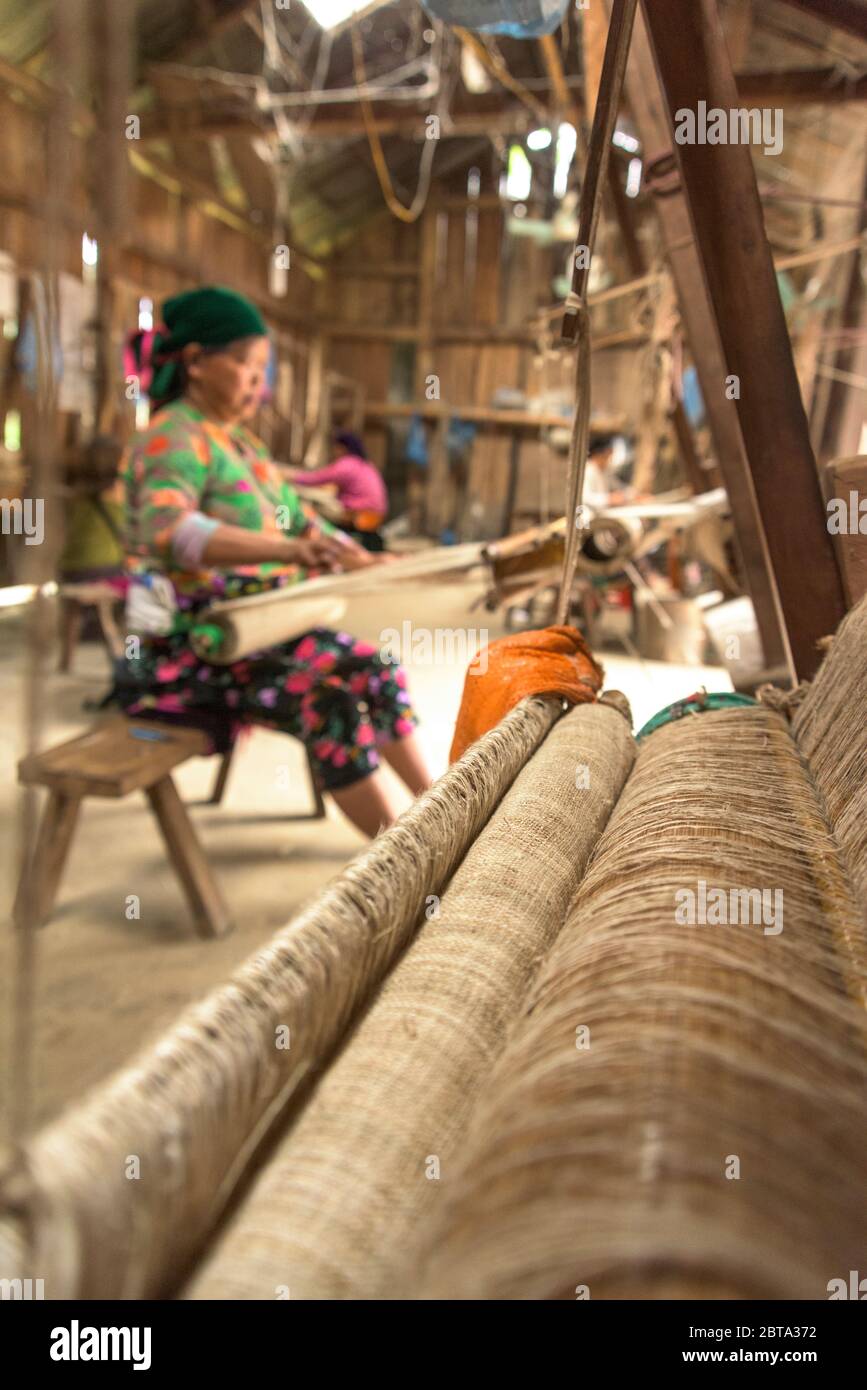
(350, 23, 438, 225)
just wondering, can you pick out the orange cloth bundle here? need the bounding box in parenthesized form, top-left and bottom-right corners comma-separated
(450, 625, 605, 763)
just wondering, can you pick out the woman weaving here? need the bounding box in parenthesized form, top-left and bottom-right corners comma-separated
(118, 286, 430, 837)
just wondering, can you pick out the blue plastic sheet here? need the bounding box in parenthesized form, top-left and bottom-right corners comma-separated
(422, 0, 570, 39)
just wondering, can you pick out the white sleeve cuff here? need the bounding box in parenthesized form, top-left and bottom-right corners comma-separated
(171, 511, 220, 569)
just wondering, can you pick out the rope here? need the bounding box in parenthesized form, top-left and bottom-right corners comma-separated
(555, 0, 639, 625)
(454, 29, 547, 121)
(351, 24, 437, 225)
(757, 681, 811, 721)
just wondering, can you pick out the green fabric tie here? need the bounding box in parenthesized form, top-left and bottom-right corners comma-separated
(637, 690, 757, 741)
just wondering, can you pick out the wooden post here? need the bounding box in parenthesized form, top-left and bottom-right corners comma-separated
(639, 0, 847, 678)
(92, 0, 133, 436)
(418, 206, 441, 536)
(612, 0, 787, 675)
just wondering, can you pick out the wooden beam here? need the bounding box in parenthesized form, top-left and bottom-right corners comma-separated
(641, 0, 847, 678)
(725, 0, 754, 68)
(778, 0, 867, 43)
(138, 106, 537, 144)
(171, 0, 262, 60)
(92, 0, 133, 434)
(579, 2, 609, 122)
(0, 52, 93, 130)
(0, 188, 313, 332)
(331, 264, 420, 280)
(133, 65, 867, 149)
(617, 0, 788, 673)
(538, 34, 576, 118)
(455, 29, 547, 122)
(365, 402, 626, 431)
(736, 67, 867, 103)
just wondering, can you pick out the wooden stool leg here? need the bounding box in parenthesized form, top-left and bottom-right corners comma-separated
(96, 598, 124, 662)
(207, 745, 236, 806)
(305, 745, 327, 819)
(146, 774, 233, 939)
(14, 791, 82, 927)
(58, 600, 83, 674)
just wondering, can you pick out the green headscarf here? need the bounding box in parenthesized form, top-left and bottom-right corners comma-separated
(150, 286, 269, 404)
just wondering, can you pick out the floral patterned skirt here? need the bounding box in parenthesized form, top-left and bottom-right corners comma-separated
(116, 627, 419, 791)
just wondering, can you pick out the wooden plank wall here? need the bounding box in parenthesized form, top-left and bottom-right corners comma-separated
(313, 162, 645, 537)
(0, 89, 317, 468)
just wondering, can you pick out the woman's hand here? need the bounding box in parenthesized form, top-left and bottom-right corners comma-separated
(284, 535, 348, 571)
(334, 539, 381, 571)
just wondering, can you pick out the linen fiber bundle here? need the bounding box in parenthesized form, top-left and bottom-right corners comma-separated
(417, 705, 867, 1299)
(0, 697, 559, 1299)
(186, 702, 635, 1299)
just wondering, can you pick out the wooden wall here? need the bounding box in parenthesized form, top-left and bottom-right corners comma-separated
(0, 87, 317, 469)
(0, 81, 652, 540)
(312, 162, 646, 537)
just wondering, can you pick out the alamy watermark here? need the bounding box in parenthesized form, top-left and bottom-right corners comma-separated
(0, 497, 43, 545)
(379, 621, 489, 673)
(1, 1276, 44, 1299)
(50, 1321, 151, 1370)
(827, 491, 867, 535)
(827, 1270, 867, 1299)
(674, 879, 784, 936)
(675, 101, 783, 157)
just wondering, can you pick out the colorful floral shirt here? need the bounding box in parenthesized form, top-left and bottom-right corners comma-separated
(120, 399, 333, 636)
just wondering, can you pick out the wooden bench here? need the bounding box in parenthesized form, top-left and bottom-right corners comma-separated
(58, 581, 125, 673)
(16, 717, 233, 939)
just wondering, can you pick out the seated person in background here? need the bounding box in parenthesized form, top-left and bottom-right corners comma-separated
(119, 286, 430, 838)
(583, 434, 632, 512)
(289, 431, 388, 552)
(60, 436, 126, 584)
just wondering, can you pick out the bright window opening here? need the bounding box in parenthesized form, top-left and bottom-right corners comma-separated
(82, 233, 99, 284)
(138, 297, 154, 331)
(301, 0, 372, 30)
(613, 128, 640, 153)
(4, 408, 21, 452)
(527, 128, 552, 152)
(554, 123, 577, 198)
(505, 144, 532, 201)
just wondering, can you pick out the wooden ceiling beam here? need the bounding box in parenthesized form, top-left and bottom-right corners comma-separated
(139, 104, 538, 143)
(133, 60, 867, 147)
(171, 0, 263, 60)
(777, 0, 867, 44)
(736, 66, 867, 102)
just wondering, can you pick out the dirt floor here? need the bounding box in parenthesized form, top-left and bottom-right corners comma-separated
(0, 575, 731, 1137)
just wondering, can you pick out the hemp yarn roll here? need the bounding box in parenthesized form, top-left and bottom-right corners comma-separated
(186, 702, 635, 1300)
(793, 593, 867, 918)
(417, 706, 867, 1299)
(0, 697, 559, 1300)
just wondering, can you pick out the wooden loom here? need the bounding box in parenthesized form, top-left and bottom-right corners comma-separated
(3, 0, 866, 1302)
(2, 594, 866, 1300)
